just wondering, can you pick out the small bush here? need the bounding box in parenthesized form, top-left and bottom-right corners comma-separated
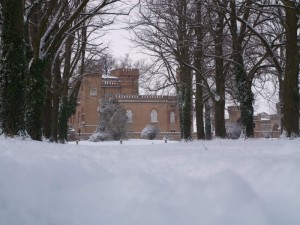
(141, 125, 160, 140)
(91, 97, 127, 141)
(89, 132, 112, 142)
(226, 122, 242, 139)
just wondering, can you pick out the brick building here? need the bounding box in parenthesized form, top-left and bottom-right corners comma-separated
(69, 68, 180, 138)
(227, 106, 281, 138)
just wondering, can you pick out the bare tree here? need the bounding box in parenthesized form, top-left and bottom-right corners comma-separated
(23, 0, 134, 140)
(231, 0, 299, 137)
(193, 0, 206, 139)
(207, 0, 229, 138)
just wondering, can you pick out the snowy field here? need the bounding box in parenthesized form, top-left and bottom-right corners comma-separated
(0, 136, 300, 225)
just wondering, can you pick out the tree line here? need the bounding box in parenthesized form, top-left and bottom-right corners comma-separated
(0, 0, 299, 142)
(0, 0, 136, 142)
(130, 0, 299, 139)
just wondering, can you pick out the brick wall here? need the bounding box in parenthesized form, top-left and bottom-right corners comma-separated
(69, 69, 180, 136)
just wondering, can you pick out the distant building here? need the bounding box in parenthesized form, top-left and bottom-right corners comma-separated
(69, 68, 180, 139)
(226, 106, 281, 138)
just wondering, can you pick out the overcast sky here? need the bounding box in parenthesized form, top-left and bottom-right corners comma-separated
(100, 0, 144, 61)
(103, 27, 141, 60)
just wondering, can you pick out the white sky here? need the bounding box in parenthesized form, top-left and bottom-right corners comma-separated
(103, 27, 144, 61)
(100, 0, 145, 61)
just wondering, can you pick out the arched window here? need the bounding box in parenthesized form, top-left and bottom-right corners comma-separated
(81, 108, 85, 123)
(151, 109, 158, 122)
(126, 109, 133, 122)
(170, 112, 175, 123)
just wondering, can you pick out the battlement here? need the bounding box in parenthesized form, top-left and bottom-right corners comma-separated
(110, 68, 140, 78)
(118, 68, 138, 72)
(105, 94, 177, 101)
(102, 80, 120, 86)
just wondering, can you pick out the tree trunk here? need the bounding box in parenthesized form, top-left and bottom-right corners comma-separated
(57, 33, 74, 143)
(177, 0, 193, 140)
(42, 64, 53, 139)
(214, 7, 226, 138)
(194, 0, 205, 139)
(177, 89, 185, 140)
(178, 66, 193, 140)
(282, 1, 299, 137)
(0, 0, 26, 137)
(195, 74, 205, 139)
(230, 0, 254, 138)
(25, 58, 47, 141)
(205, 101, 212, 140)
(51, 56, 62, 142)
(58, 95, 68, 143)
(183, 73, 193, 139)
(57, 25, 86, 142)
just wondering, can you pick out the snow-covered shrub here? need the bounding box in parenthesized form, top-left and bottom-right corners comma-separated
(141, 125, 160, 140)
(226, 122, 242, 139)
(280, 130, 299, 140)
(89, 132, 112, 142)
(89, 97, 127, 142)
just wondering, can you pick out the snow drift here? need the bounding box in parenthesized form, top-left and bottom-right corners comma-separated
(0, 136, 300, 225)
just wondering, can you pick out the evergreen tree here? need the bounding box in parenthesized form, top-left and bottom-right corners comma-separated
(24, 59, 47, 140)
(57, 91, 78, 143)
(91, 97, 128, 141)
(0, 0, 27, 137)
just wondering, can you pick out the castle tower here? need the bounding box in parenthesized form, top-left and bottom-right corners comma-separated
(110, 68, 139, 95)
(227, 106, 241, 123)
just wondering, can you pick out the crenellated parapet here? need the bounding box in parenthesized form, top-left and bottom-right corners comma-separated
(104, 94, 177, 101)
(102, 80, 120, 86)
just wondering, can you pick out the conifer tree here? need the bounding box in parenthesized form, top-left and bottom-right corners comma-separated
(93, 97, 128, 141)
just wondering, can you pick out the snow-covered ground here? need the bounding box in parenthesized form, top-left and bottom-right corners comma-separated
(0, 136, 300, 225)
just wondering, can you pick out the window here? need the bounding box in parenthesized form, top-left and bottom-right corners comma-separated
(151, 109, 158, 122)
(170, 112, 175, 123)
(77, 111, 80, 124)
(81, 113, 85, 123)
(126, 109, 133, 122)
(90, 88, 97, 96)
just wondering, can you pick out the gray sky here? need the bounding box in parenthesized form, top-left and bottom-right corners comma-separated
(101, 0, 144, 61)
(104, 28, 140, 60)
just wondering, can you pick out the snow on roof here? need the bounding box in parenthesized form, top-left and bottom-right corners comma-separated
(259, 112, 271, 120)
(102, 75, 118, 79)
